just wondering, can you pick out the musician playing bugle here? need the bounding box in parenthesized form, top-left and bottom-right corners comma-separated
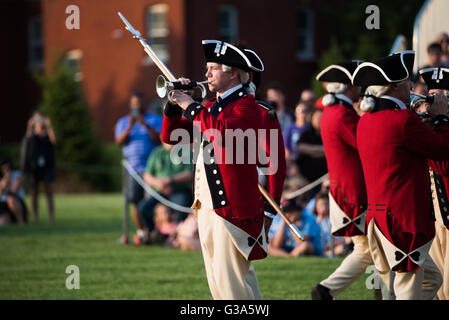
(161, 40, 285, 300)
(420, 67, 449, 299)
(354, 51, 449, 299)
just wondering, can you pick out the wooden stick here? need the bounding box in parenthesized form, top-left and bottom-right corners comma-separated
(258, 184, 305, 241)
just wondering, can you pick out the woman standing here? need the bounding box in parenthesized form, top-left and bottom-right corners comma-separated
(24, 111, 56, 222)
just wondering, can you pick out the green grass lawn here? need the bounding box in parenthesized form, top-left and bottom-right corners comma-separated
(0, 193, 375, 300)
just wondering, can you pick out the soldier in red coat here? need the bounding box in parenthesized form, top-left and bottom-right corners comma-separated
(353, 51, 449, 299)
(420, 67, 449, 299)
(312, 60, 392, 299)
(161, 40, 285, 299)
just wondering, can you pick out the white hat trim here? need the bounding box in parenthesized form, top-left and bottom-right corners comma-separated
(352, 50, 414, 84)
(316, 64, 353, 82)
(202, 40, 264, 72)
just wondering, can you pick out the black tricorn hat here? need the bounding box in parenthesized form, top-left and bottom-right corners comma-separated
(352, 51, 415, 86)
(419, 67, 449, 90)
(316, 60, 363, 84)
(242, 48, 264, 88)
(202, 40, 264, 72)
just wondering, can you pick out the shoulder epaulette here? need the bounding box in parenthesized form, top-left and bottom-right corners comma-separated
(256, 100, 277, 120)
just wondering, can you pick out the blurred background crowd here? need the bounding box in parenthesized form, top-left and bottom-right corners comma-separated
(1, 0, 448, 259)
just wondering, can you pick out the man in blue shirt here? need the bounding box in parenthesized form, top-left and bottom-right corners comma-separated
(115, 92, 162, 244)
(268, 200, 322, 256)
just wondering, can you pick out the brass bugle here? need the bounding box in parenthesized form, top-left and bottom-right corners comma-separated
(410, 91, 449, 105)
(410, 91, 449, 118)
(410, 91, 435, 105)
(156, 75, 209, 102)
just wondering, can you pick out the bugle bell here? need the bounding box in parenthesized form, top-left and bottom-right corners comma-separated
(410, 91, 449, 118)
(156, 75, 209, 102)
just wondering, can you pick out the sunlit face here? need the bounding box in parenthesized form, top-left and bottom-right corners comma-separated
(155, 206, 172, 223)
(266, 88, 285, 106)
(315, 198, 329, 217)
(311, 110, 322, 130)
(301, 90, 316, 107)
(428, 48, 442, 66)
(33, 112, 46, 133)
(395, 80, 413, 104)
(295, 104, 308, 119)
(441, 36, 449, 52)
(285, 210, 300, 222)
(162, 143, 173, 152)
(130, 95, 143, 113)
(205, 63, 235, 94)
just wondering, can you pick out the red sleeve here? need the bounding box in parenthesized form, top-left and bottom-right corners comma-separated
(184, 99, 261, 144)
(338, 110, 359, 150)
(403, 112, 449, 161)
(259, 117, 286, 206)
(161, 103, 194, 145)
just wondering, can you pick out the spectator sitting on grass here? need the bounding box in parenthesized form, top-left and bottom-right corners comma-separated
(0, 163, 25, 225)
(0, 160, 28, 223)
(268, 199, 322, 257)
(169, 212, 201, 251)
(137, 143, 192, 244)
(151, 203, 178, 245)
(313, 192, 345, 257)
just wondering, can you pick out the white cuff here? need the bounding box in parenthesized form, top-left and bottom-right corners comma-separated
(264, 211, 276, 219)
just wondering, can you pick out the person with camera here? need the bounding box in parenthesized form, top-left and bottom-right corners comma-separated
(115, 92, 162, 245)
(23, 111, 56, 222)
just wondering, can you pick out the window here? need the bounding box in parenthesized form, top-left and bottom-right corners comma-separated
(218, 5, 238, 42)
(28, 16, 43, 69)
(145, 4, 169, 64)
(296, 6, 314, 60)
(65, 49, 83, 82)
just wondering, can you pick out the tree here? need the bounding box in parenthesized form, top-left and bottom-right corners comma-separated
(311, 0, 424, 91)
(35, 55, 114, 191)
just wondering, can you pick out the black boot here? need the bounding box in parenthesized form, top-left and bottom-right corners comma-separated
(311, 284, 333, 300)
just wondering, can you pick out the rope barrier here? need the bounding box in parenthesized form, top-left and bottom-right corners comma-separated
(122, 160, 193, 214)
(283, 173, 329, 200)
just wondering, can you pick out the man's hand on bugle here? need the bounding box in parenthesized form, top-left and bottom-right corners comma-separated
(170, 78, 195, 110)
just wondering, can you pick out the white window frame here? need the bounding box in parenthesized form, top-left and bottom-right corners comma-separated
(65, 49, 83, 82)
(28, 15, 44, 70)
(145, 4, 169, 65)
(296, 6, 314, 61)
(218, 5, 238, 42)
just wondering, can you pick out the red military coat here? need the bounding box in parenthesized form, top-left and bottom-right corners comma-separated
(428, 159, 449, 229)
(255, 101, 287, 214)
(161, 88, 285, 260)
(357, 101, 449, 271)
(320, 97, 367, 237)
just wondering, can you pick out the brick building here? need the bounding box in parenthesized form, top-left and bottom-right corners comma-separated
(4, 0, 332, 142)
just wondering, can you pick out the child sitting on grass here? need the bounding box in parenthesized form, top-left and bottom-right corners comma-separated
(151, 203, 178, 245)
(170, 213, 201, 251)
